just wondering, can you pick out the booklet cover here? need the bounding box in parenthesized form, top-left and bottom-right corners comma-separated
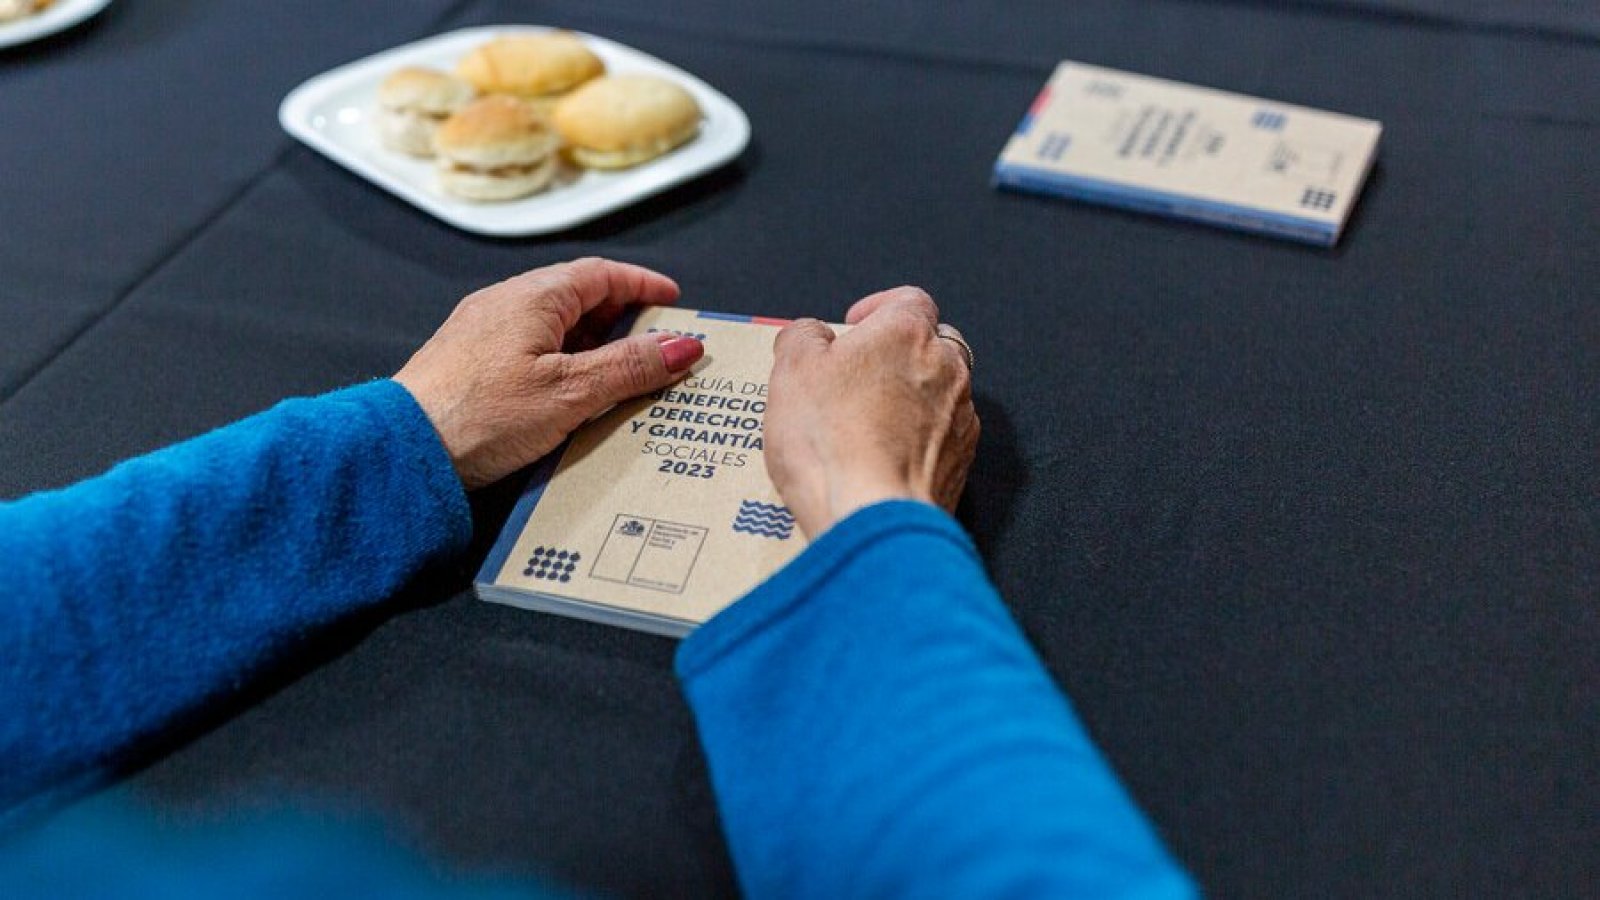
(994, 61, 1382, 246)
(476, 307, 813, 637)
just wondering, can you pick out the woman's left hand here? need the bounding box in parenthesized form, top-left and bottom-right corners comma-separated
(395, 258, 704, 490)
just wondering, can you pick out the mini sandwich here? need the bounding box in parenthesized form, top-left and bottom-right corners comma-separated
(376, 67, 476, 157)
(433, 96, 560, 202)
(551, 74, 702, 170)
(456, 32, 605, 110)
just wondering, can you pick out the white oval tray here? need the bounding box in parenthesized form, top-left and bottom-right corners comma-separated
(279, 25, 752, 237)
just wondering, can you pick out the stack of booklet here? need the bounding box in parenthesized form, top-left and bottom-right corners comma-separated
(476, 307, 810, 637)
(994, 61, 1383, 246)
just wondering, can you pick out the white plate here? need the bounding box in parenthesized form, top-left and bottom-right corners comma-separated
(0, 0, 112, 49)
(279, 25, 751, 237)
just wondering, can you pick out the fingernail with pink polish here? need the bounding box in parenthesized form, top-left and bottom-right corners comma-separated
(659, 337, 703, 373)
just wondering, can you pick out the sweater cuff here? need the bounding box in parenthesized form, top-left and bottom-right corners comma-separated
(676, 500, 979, 679)
(344, 379, 473, 557)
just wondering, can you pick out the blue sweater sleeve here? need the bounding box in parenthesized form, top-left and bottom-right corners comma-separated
(0, 380, 471, 820)
(676, 501, 1197, 899)
(0, 801, 556, 900)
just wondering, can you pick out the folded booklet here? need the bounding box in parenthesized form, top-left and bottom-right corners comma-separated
(994, 60, 1382, 246)
(476, 307, 814, 637)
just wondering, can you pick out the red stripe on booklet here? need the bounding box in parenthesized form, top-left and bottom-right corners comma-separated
(1029, 85, 1053, 117)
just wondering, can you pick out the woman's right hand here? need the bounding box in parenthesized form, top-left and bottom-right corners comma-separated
(763, 287, 979, 538)
(395, 258, 702, 491)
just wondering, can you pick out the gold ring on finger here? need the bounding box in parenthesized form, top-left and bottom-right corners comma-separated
(934, 323, 975, 372)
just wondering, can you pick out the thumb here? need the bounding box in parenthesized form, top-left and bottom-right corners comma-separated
(559, 332, 703, 419)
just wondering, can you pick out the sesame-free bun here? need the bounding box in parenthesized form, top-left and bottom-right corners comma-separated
(380, 67, 476, 114)
(434, 96, 561, 201)
(552, 74, 702, 170)
(456, 32, 605, 100)
(376, 68, 476, 157)
(435, 96, 559, 168)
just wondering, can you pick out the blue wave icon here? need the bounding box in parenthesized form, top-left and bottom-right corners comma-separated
(732, 500, 795, 540)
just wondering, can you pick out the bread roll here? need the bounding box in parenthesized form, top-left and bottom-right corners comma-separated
(434, 96, 561, 201)
(456, 32, 605, 103)
(552, 74, 702, 170)
(376, 67, 476, 157)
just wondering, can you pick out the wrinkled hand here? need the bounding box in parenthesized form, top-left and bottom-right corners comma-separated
(764, 287, 979, 537)
(396, 258, 704, 490)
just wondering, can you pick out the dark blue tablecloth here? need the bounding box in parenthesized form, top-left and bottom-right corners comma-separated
(3, 1, 1596, 895)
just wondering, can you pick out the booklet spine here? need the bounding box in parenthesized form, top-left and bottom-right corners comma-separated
(474, 584, 695, 638)
(992, 161, 1340, 247)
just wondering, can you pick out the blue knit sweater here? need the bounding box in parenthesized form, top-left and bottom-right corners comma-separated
(0, 380, 1194, 897)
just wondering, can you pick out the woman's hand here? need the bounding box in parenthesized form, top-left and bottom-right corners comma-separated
(395, 258, 704, 491)
(764, 286, 979, 537)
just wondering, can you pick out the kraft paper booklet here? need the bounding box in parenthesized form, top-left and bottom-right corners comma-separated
(994, 61, 1382, 246)
(476, 307, 812, 637)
